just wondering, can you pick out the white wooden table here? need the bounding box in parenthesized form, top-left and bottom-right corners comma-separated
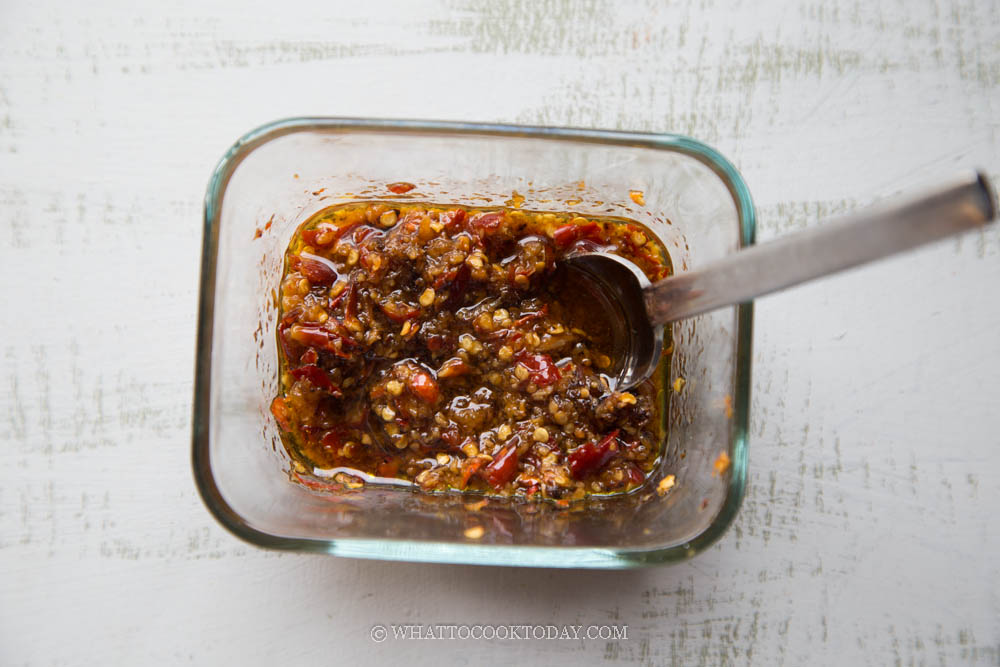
(2, 1, 998, 664)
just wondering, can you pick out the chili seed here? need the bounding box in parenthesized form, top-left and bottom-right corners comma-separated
(657, 475, 676, 495)
(378, 210, 398, 228)
(533, 427, 549, 443)
(459, 334, 482, 354)
(419, 288, 435, 307)
(475, 311, 494, 332)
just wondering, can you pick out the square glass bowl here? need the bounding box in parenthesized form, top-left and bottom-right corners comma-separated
(193, 118, 755, 568)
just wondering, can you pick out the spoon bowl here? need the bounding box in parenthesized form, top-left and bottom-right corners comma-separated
(560, 252, 665, 390)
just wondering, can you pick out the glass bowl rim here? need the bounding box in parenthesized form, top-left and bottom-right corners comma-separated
(192, 117, 756, 569)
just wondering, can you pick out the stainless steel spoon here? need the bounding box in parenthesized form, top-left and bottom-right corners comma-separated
(562, 170, 998, 391)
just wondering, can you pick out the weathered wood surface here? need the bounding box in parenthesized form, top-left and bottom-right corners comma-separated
(1, 0, 998, 664)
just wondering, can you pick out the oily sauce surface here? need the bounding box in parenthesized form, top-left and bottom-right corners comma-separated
(270, 202, 672, 500)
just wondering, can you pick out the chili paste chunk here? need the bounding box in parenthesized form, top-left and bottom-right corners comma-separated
(271, 202, 672, 501)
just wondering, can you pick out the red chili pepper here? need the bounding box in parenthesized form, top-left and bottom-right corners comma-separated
(327, 340, 353, 360)
(328, 288, 347, 310)
(568, 429, 620, 479)
(353, 227, 376, 244)
(460, 457, 486, 489)
(334, 221, 363, 243)
(270, 397, 293, 431)
(298, 253, 338, 285)
(320, 429, 343, 449)
(292, 472, 342, 493)
(344, 283, 358, 321)
(507, 266, 531, 283)
(485, 442, 520, 489)
(516, 352, 561, 387)
(511, 304, 549, 328)
(289, 364, 341, 395)
(409, 372, 440, 403)
(387, 182, 415, 194)
(440, 427, 462, 447)
(277, 323, 298, 361)
(431, 268, 455, 290)
(288, 325, 354, 360)
(336, 331, 358, 347)
(436, 357, 472, 379)
(425, 334, 446, 352)
(551, 221, 603, 249)
(299, 348, 318, 365)
(380, 301, 420, 323)
(303, 220, 362, 247)
(301, 223, 334, 246)
(470, 211, 504, 236)
(440, 208, 467, 233)
(625, 463, 645, 485)
(280, 307, 303, 328)
(443, 263, 471, 309)
(288, 325, 331, 348)
(377, 459, 400, 478)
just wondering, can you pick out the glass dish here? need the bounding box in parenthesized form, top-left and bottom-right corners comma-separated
(193, 118, 755, 568)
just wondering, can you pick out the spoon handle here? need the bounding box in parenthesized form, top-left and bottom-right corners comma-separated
(645, 170, 997, 325)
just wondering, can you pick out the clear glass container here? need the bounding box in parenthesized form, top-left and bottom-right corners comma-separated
(193, 118, 755, 568)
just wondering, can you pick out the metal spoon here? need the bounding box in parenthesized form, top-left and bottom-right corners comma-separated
(562, 170, 998, 391)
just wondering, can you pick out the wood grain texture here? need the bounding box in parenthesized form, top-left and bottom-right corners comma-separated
(1, 0, 998, 664)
